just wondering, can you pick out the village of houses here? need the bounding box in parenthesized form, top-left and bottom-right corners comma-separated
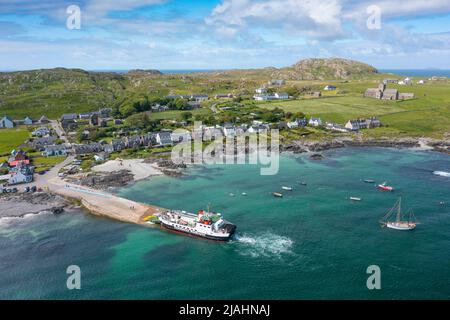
(0, 76, 420, 192)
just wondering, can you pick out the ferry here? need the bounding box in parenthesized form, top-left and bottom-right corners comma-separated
(158, 209, 236, 241)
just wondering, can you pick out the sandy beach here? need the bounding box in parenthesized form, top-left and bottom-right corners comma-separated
(92, 159, 163, 181)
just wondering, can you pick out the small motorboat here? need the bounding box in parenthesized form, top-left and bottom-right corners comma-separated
(273, 192, 283, 198)
(349, 197, 362, 201)
(229, 193, 235, 197)
(282, 186, 293, 191)
(433, 171, 450, 177)
(241, 192, 247, 196)
(377, 182, 394, 191)
(298, 181, 307, 186)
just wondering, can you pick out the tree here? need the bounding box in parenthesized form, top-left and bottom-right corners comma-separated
(119, 104, 138, 117)
(175, 98, 189, 110)
(125, 112, 154, 129)
(181, 112, 193, 122)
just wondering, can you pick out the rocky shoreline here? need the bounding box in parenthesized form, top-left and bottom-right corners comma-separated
(281, 137, 450, 155)
(0, 192, 70, 219)
(62, 158, 186, 191)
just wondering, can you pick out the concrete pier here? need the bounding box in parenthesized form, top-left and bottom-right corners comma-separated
(47, 178, 166, 224)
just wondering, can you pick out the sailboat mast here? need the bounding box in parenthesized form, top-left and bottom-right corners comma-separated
(397, 198, 402, 222)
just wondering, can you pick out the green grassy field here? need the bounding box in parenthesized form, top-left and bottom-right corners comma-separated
(258, 81, 450, 138)
(32, 156, 66, 173)
(0, 128, 30, 155)
(1, 67, 449, 140)
(149, 108, 212, 121)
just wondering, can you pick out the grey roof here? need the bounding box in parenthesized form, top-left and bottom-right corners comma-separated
(61, 113, 78, 120)
(383, 89, 398, 94)
(44, 144, 68, 151)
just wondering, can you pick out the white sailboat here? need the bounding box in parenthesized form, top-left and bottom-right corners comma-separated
(380, 198, 417, 231)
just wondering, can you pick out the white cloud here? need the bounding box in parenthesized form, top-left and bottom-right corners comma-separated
(205, 0, 345, 40)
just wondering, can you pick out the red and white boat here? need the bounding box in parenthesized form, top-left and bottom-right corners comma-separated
(377, 182, 394, 191)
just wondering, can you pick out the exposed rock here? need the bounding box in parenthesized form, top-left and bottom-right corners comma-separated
(0, 192, 70, 218)
(310, 153, 324, 160)
(65, 170, 134, 190)
(292, 58, 377, 79)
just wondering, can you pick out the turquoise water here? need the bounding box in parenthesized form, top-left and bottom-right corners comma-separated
(1, 147, 450, 299)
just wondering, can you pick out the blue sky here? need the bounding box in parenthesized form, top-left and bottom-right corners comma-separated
(1, 0, 450, 70)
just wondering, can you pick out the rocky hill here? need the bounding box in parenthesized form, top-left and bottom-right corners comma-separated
(0, 58, 379, 119)
(277, 58, 378, 80)
(203, 58, 378, 81)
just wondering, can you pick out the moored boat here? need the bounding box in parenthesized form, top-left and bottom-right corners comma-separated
(433, 171, 450, 177)
(380, 198, 417, 231)
(282, 186, 293, 191)
(364, 179, 375, 183)
(350, 197, 362, 201)
(273, 192, 283, 198)
(377, 182, 394, 191)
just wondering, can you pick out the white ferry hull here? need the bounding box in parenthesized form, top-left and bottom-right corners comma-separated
(160, 221, 235, 241)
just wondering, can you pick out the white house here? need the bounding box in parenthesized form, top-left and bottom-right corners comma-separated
(32, 127, 51, 137)
(190, 94, 209, 102)
(223, 126, 236, 138)
(308, 117, 322, 127)
(8, 162, 33, 185)
(323, 85, 337, 91)
(247, 125, 268, 134)
(255, 88, 268, 94)
(23, 117, 33, 125)
(253, 94, 270, 101)
(156, 131, 173, 146)
(0, 116, 15, 129)
(274, 92, 289, 99)
(42, 144, 69, 157)
(171, 131, 192, 143)
(287, 121, 299, 129)
(326, 122, 348, 132)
